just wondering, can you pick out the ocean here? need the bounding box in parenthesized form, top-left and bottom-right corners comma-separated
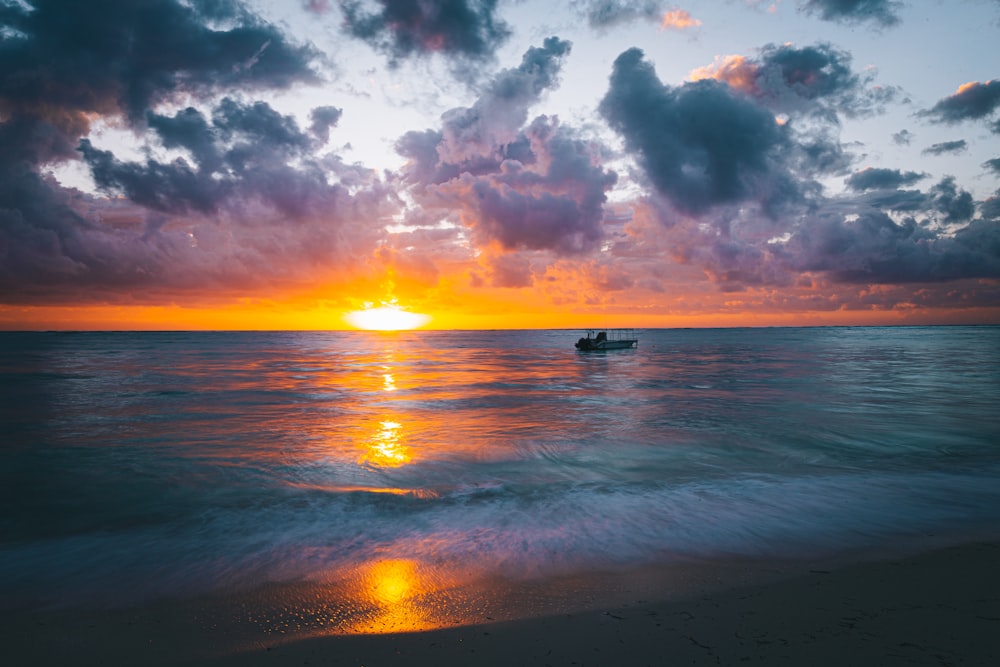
(2, 327, 999, 631)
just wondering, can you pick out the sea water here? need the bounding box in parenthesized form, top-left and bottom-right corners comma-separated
(2, 327, 999, 618)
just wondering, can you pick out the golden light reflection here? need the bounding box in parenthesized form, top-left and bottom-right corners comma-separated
(343, 558, 439, 634)
(360, 419, 412, 467)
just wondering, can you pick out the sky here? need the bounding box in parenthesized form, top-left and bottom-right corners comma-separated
(2, 0, 1000, 330)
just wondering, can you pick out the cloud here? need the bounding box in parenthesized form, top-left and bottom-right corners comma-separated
(423, 115, 617, 254)
(982, 192, 1000, 221)
(801, 0, 903, 28)
(0, 0, 388, 304)
(309, 106, 344, 142)
(985, 158, 1000, 177)
(600, 48, 790, 216)
(435, 36, 572, 164)
(892, 129, 913, 145)
(922, 140, 968, 156)
(785, 206, 1000, 284)
(0, 0, 319, 124)
(690, 43, 899, 122)
(922, 80, 1000, 124)
(395, 37, 572, 185)
(659, 8, 701, 31)
(846, 167, 926, 191)
(573, 0, 664, 29)
(395, 40, 616, 258)
(78, 99, 336, 218)
(482, 252, 534, 288)
(341, 0, 511, 64)
(929, 176, 974, 223)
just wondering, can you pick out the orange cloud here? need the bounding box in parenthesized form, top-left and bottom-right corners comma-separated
(660, 9, 701, 31)
(689, 54, 759, 95)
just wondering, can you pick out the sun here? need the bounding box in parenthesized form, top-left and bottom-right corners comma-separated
(344, 303, 430, 331)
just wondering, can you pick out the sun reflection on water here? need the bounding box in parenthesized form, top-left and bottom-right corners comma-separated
(360, 419, 411, 467)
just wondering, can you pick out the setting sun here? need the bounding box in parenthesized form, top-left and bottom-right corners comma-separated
(344, 303, 431, 331)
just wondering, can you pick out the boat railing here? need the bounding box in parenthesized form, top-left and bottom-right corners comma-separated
(585, 328, 637, 342)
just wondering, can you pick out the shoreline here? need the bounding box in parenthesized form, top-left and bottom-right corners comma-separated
(4, 541, 999, 666)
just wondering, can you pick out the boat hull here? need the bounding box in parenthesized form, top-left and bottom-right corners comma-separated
(574, 338, 638, 351)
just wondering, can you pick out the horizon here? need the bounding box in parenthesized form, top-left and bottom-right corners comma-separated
(4, 321, 998, 334)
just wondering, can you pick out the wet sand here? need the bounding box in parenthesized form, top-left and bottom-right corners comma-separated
(4, 542, 999, 666)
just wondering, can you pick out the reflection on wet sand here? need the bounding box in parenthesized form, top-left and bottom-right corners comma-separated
(340, 558, 443, 634)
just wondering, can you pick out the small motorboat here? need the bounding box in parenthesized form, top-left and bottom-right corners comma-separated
(574, 329, 638, 351)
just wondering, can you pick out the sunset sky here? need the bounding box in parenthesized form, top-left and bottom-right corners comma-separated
(2, 0, 999, 330)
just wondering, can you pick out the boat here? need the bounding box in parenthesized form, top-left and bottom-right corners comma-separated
(574, 328, 638, 351)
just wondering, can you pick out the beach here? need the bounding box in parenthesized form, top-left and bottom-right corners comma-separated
(5, 541, 999, 666)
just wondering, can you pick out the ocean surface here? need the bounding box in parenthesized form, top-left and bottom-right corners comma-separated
(2, 327, 1000, 626)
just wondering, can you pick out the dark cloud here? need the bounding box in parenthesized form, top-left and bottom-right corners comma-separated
(801, 0, 903, 28)
(698, 43, 899, 122)
(855, 188, 928, 212)
(572, 0, 663, 29)
(600, 48, 790, 216)
(922, 80, 1000, 124)
(0, 1, 391, 304)
(761, 43, 898, 119)
(78, 98, 353, 219)
(922, 140, 967, 156)
(341, 0, 510, 64)
(846, 167, 926, 191)
(985, 158, 1000, 177)
(929, 176, 974, 223)
(0, 0, 319, 125)
(309, 106, 344, 142)
(80, 138, 225, 215)
(787, 207, 1000, 284)
(892, 129, 913, 145)
(982, 192, 1000, 221)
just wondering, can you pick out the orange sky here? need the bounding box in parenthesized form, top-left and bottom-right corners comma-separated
(4, 277, 998, 331)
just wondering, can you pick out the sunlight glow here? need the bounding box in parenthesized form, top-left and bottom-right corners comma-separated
(344, 303, 430, 331)
(361, 420, 411, 467)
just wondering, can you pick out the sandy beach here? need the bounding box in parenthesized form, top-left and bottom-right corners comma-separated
(4, 541, 999, 666)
